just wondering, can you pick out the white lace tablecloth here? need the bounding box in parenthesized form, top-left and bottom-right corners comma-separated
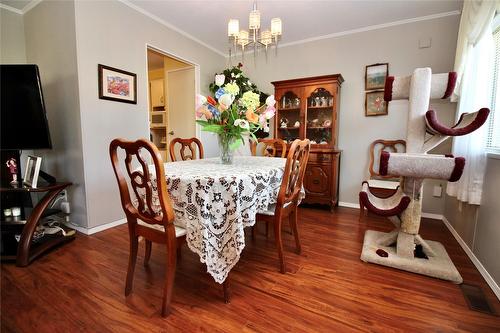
(163, 156, 287, 283)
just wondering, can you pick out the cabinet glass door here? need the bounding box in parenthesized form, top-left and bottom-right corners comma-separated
(277, 91, 301, 144)
(306, 88, 334, 146)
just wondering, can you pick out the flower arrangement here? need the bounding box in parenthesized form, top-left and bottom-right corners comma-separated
(196, 64, 276, 163)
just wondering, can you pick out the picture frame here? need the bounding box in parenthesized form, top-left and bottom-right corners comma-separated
(365, 90, 388, 116)
(365, 63, 389, 91)
(98, 64, 137, 104)
(24, 155, 42, 188)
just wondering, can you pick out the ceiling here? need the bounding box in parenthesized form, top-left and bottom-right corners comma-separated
(128, 0, 463, 55)
(1, 0, 463, 55)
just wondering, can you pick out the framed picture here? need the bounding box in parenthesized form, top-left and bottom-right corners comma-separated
(365, 63, 389, 91)
(24, 155, 42, 188)
(98, 64, 137, 104)
(365, 91, 388, 116)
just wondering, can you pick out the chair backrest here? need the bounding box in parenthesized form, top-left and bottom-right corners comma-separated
(276, 139, 310, 209)
(109, 138, 175, 229)
(369, 139, 406, 179)
(256, 138, 287, 158)
(169, 137, 204, 162)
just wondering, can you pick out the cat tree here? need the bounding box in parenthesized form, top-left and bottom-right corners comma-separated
(359, 68, 490, 283)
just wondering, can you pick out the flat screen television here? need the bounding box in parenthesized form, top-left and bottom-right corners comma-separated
(0, 64, 52, 150)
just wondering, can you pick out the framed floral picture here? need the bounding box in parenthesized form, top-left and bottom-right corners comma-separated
(98, 64, 137, 104)
(365, 90, 387, 116)
(365, 63, 389, 91)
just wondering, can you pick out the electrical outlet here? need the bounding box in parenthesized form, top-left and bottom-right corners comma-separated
(60, 190, 68, 202)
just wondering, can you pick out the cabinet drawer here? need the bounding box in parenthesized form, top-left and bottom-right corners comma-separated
(304, 165, 331, 196)
(308, 153, 331, 164)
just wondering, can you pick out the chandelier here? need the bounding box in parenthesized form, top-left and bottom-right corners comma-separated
(227, 1, 282, 60)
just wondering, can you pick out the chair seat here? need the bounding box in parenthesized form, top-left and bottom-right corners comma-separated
(138, 220, 187, 237)
(257, 201, 292, 216)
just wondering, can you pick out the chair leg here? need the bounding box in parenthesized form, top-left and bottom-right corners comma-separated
(144, 240, 152, 266)
(359, 200, 365, 221)
(161, 242, 177, 317)
(125, 235, 139, 296)
(289, 208, 301, 254)
(274, 216, 286, 274)
(223, 279, 231, 304)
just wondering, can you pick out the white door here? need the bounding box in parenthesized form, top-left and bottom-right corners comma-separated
(166, 67, 196, 161)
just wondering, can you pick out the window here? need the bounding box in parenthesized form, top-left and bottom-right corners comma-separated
(488, 17, 500, 152)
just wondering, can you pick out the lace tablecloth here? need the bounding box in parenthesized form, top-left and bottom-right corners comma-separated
(162, 156, 287, 283)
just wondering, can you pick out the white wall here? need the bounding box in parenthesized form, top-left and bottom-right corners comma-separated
(445, 156, 500, 289)
(0, 8, 26, 63)
(23, 0, 88, 227)
(73, 0, 225, 228)
(242, 14, 460, 212)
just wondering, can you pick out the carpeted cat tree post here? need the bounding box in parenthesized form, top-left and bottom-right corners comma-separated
(359, 68, 490, 283)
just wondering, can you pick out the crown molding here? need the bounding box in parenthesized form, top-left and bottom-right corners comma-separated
(0, 0, 41, 14)
(118, 0, 227, 58)
(22, 0, 42, 14)
(231, 10, 461, 57)
(0, 3, 23, 14)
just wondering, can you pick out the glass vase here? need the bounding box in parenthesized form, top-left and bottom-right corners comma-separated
(218, 133, 234, 165)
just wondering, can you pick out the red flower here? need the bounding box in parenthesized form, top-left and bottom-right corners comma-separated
(238, 62, 243, 68)
(207, 96, 217, 106)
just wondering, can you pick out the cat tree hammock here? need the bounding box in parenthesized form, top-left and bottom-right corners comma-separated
(359, 68, 490, 283)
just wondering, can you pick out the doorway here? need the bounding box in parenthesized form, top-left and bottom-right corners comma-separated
(146, 48, 196, 161)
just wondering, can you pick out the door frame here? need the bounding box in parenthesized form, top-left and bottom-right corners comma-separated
(144, 44, 201, 140)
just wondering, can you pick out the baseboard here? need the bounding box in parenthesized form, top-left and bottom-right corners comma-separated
(65, 218, 127, 235)
(338, 201, 360, 209)
(421, 212, 444, 220)
(441, 215, 500, 301)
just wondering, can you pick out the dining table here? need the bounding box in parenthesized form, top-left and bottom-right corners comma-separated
(151, 156, 290, 284)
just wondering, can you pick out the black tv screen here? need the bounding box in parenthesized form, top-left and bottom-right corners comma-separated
(1, 64, 52, 150)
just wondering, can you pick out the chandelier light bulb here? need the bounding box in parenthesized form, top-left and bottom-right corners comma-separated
(260, 30, 272, 46)
(271, 18, 282, 36)
(238, 30, 250, 46)
(228, 19, 239, 37)
(249, 9, 261, 30)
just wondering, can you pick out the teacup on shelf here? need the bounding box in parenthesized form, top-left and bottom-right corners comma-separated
(294, 121, 300, 128)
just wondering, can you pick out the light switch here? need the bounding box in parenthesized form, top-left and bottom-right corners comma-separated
(419, 38, 432, 49)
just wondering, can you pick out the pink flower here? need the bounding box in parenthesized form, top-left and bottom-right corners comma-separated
(263, 106, 275, 119)
(196, 94, 207, 110)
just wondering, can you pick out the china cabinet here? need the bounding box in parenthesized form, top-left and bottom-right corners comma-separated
(272, 74, 343, 209)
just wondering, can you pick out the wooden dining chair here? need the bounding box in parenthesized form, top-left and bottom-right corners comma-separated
(169, 137, 204, 161)
(254, 139, 310, 273)
(253, 138, 287, 158)
(109, 138, 187, 317)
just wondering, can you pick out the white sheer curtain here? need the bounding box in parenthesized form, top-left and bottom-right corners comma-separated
(447, 1, 499, 205)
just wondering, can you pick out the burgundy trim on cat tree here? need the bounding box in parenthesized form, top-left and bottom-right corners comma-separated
(384, 76, 395, 102)
(379, 151, 390, 176)
(442, 72, 457, 99)
(449, 157, 465, 182)
(425, 108, 490, 136)
(359, 187, 411, 216)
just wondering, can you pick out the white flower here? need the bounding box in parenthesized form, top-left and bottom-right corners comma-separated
(231, 73, 235, 77)
(247, 80, 252, 85)
(215, 74, 225, 87)
(265, 95, 276, 107)
(236, 73, 241, 78)
(234, 119, 249, 130)
(218, 93, 234, 107)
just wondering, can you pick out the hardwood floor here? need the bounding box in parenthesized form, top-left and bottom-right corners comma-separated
(2, 207, 499, 332)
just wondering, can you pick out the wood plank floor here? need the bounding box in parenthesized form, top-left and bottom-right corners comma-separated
(1, 207, 499, 332)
